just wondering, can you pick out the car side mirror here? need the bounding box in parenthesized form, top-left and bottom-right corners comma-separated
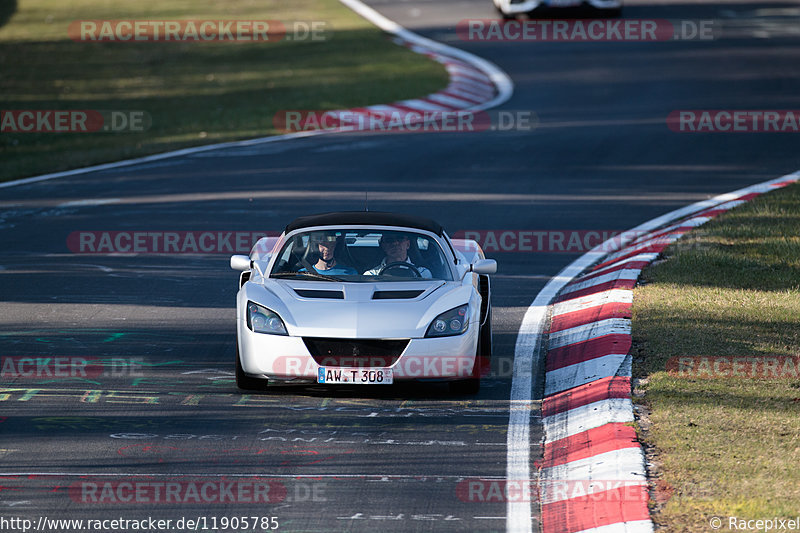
(230, 255, 252, 271)
(471, 259, 497, 275)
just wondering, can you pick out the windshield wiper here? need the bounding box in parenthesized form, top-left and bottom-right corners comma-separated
(270, 271, 344, 282)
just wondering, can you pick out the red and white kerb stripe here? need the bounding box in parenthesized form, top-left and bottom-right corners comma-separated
(539, 177, 799, 533)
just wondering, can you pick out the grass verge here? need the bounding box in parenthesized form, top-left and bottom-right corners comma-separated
(632, 182, 800, 531)
(0, 0, 448, 182)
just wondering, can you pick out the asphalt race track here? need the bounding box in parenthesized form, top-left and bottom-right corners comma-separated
(1, 0, 799, 531)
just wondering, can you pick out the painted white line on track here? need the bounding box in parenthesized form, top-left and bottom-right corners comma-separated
(0, 130, 327, 190)
(57, 198, 121, 208)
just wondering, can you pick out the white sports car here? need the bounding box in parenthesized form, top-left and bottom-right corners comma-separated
(230, 212, 496, 394)
(493, 0, 621, 18)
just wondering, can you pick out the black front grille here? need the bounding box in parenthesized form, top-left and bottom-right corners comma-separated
(303, 338, 409, 367)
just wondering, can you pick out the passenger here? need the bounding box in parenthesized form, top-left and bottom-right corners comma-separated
(302, 232, 358, 276)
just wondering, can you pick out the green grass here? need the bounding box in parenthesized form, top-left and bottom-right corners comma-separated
(632, 183, 800, 532)
(0, 0, 448, 182)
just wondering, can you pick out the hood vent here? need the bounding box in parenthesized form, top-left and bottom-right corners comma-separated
(372, 289, 425, 300)
(293, 289, 344, 299)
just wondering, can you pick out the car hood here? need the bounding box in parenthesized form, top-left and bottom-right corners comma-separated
(245, 279, 471, 338)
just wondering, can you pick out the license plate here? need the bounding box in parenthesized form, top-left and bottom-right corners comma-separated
(547, 0, 583, 6)
(317, 367, 393, 385)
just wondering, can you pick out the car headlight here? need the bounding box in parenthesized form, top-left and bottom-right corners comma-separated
(426, 304, 469, 337)
(247, 301, 288, 335)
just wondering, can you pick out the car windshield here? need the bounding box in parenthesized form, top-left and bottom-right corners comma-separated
(269, 228, 453, 282)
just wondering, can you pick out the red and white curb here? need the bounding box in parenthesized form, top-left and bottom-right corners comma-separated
(337, 0, 512, 125)
(0, 0, 512, 190)
(315, 37, 500, 130)
(536, 172, 799, 533)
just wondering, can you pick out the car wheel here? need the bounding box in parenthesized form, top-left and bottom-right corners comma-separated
(235, 343, 268, 391)
(479, 302, 493, 361)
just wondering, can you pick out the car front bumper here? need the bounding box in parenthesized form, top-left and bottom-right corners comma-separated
(237, 319, 480, 382)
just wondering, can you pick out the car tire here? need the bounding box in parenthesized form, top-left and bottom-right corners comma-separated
(449, 305, 491, 395)
(235, 343, 268, 391)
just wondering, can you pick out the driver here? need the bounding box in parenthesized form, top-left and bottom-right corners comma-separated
(364, 233, 432, 278)
(301, 232, 358, 276)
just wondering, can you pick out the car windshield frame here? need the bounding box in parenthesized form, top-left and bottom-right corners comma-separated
(268, 226, 454, 282)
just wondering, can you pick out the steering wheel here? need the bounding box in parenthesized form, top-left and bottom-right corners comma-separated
(379, 261, 422, 278)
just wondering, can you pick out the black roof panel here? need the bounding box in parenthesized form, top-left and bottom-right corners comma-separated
(285, 211, 444, 235)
